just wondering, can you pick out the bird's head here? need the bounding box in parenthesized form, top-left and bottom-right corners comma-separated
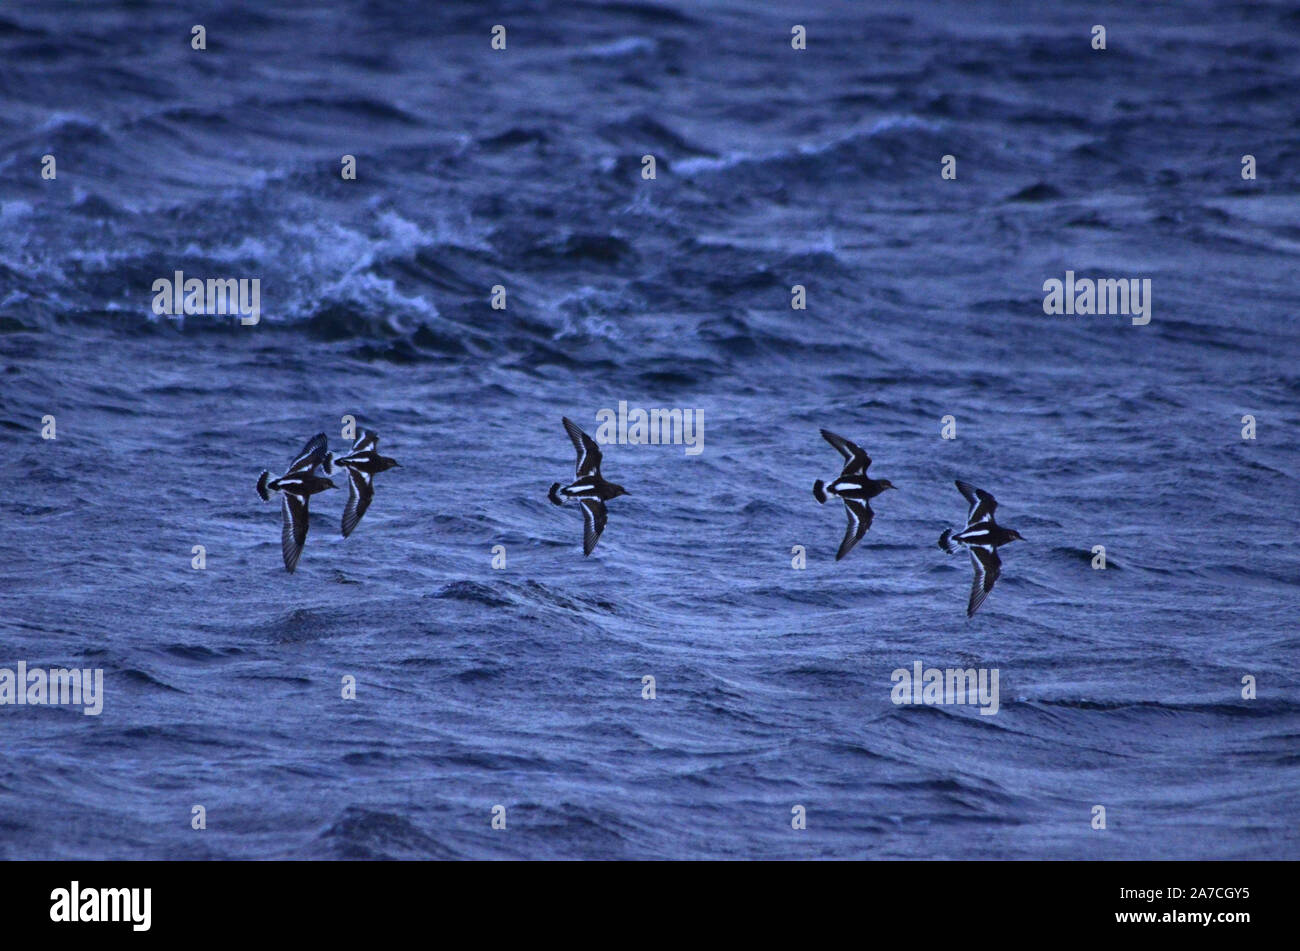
(1007, 529, 1024, 543)
(609, 483, 629, 499)
(879, 480, 898, 491)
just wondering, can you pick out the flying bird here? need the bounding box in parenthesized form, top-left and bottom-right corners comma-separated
(256, 433, 337, 573)
(812, 428, 897, 560)
(549, 416, 628, 556)
(939, 480, 1024, 617)
(329, 429, 401, 538)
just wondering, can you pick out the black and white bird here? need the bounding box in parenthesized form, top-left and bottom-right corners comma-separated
(939, 480, 1024, 617)
(549, 416, 628, 556)
(812, 428, 897, 561)
(256, 433, 337, 573)
(329, 429, 401, 538)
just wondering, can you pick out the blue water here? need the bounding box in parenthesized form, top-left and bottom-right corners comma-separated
(2, 0, 1299, 859)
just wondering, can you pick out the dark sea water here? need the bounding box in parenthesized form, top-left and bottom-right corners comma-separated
(1, 0, 1298, 859)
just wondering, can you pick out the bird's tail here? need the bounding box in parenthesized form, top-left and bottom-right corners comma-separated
(256, 471, 271, 502)
(812, 480, 827, 504)
(322, 451, 334, 476)
(939, 529, 960, 554)
(548, 483, 563, 506)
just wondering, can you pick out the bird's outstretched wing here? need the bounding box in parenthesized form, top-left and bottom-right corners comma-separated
(288, 433, 330, 474)
(821, 429, 871, 477)
(281, 492, 311, 573)
(955, 480, 998, 526)
(580, 498, 608, 556)
(563, 417, 603, 478)
(966, 546, 1001, 617)
(352, 429, 378, 452)
(341, 468, 375, 538)
(836, 499, 874, 561)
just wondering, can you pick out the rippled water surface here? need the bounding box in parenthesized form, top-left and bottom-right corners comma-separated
(1, 0, 1298, 859)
